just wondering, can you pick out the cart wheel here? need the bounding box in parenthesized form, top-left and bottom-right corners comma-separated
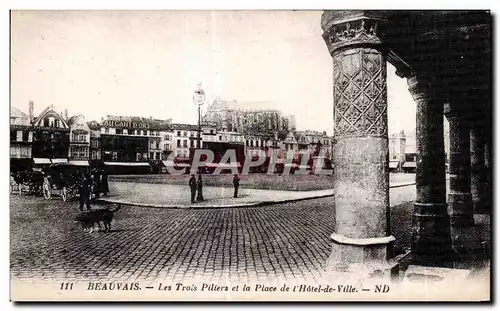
(43, 183, 51, 200)
(61, 186, 68, 202)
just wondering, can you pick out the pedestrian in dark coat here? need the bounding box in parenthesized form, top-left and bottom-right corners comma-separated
(196, 174, 204, 202)
(100, 164, 109, 196)
(91, 167, 101, 199)
(189, 174, 197, 203)
(233, 174, 240, 198)
(78, 173, 92, 211)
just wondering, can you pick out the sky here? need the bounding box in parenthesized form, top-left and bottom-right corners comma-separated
(11, 10, 416, 136)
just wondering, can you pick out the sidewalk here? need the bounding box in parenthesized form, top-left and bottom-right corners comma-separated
(97, 182, 335, 208)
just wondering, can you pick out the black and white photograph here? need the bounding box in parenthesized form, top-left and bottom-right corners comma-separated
(8, 8, 492, 302)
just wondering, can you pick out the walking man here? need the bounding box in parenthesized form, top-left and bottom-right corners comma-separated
(189, 174, 197, 203)
(233, 174, 240, 198)
(196, 173, 204, 202)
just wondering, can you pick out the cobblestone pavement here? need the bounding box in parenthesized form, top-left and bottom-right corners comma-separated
(10, 191, 414, 283)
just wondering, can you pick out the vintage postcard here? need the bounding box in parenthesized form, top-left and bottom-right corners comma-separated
(9, 9, 491, 302)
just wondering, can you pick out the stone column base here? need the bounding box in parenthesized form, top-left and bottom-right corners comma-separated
(326, 233, 397, 281)
(412, 202, 453, 265)
(450, 226, 486, 268)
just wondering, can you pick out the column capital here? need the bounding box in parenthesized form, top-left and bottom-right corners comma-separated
(406, 73, 439, 101)
(321, 11, 388, 55)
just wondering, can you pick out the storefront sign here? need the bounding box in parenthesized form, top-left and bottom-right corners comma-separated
(102, 120, 150, 129)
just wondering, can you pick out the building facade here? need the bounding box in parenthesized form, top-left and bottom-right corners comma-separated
(98, 115, 172, 163)
(10, 107, 33, 171)
(88, 121, 101, 162)
(31, 105, 70, 160)
(10, 103, 333, 174)
(67, 115, 90, 161)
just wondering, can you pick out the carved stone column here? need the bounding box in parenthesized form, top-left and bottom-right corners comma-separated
(321, 12, 395, 277)
(407, 74, 452, 265)
(444, 103, 481, 264)
(483, 124, 492, 214)
(470, 122, 487, 214)
(444, 104, 474, 228)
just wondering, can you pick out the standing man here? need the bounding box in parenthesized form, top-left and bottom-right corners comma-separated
(100, 163, 109, 196)
(78, 172, 92, 211)
(189, 174, 197, 203)
(233, 174, 240, 198)
(196, 173, 204, 202)
(91, 166, 101, 199)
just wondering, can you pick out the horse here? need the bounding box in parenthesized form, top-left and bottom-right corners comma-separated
(10, 169, 45, 196)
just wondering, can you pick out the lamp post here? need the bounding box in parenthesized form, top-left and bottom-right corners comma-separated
(193, 83, 206, 202)
(193, 83, 206, 149)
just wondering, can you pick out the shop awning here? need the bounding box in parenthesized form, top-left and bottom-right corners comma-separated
(51, 158, 68, 164)
(389, 161, 399, 169)
(402, 161, 417, 168)
(69, 160, 90, 166)
(104, 162, 150, 167)
(33, 158, 51, 165)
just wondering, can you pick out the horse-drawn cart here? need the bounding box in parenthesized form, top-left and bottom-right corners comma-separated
(10, 170, 45, 196)
(41, 162, 90, 202)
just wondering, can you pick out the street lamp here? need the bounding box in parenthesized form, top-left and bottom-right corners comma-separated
(193, 83, 206, 149)
(193, 83, 206, 202)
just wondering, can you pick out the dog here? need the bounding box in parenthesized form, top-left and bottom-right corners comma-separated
(75, 204, 122, 233)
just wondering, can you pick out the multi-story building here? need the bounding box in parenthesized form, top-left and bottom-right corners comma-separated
(10, 106, 33, 171)
(159, 128, 175, 160)
(88, 121, 101, 162)
(31, 104, 70, 162)
(389, 130, 407, 172)
(244, 133, 268, 157)
(402, 132, 417, 173)
(95, 115, 171, 174)
(67, 114, 90, 164)
(10, 100, 333, 174)
(170, 123, 199, 160)
(280, 130, 332, 158)
(98, 115, 171, 162)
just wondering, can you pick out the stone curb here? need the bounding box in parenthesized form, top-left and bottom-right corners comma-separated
(96, 192, 335, 209)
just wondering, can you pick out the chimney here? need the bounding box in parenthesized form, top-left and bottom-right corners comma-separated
(28, 101, 34, 123)
(64, 109, 68, 121)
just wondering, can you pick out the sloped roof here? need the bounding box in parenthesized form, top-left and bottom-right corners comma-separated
(11, 107, 28, 119)
(171, 123, 199, 131)
(32, 105, 69, 129)
(87, 121, 101, 130)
